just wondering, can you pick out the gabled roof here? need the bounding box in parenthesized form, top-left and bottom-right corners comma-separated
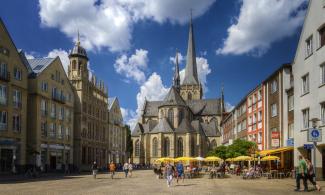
(186, 99, 222, 115)
(175, 118, 195, 133)
(18, 50, 33, 72)
(150, 118, 173, 133)
(143, 101, 164, 117)
(161, 86, 186, 106)
(131, 123, 144, 136)
(27, 58, 56, 77)
(108, 97, 117, 110)
(200, 121, 221, 137)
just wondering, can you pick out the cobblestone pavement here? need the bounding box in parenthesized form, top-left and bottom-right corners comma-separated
(0, 170, 324, 195)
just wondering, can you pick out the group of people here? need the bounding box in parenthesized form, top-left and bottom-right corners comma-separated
(295, 155, 321, 192)
(91, 161, 133, 179)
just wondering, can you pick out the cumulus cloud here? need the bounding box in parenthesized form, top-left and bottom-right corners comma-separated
(170, 52, 211, 92)
(47, 49, 70, 73)
(217, 0, 306, 56)
(38, 0, 215, 52)
(121, 107, 137, 128)
(25, 53, 35, 59)
(225, 102, 235, 112)
(114, 49, 148, 84)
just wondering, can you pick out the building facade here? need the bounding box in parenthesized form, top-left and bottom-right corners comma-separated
(108, 97, 127, 163)
(131, 18, 223, 164)
(293, 0, 325, 180)
(221, 111, 235, 146)
(0, 19, 28, 173)
(247, 85, 264, 150)
(68, 38, 110, 170)
(27, 57, 74, 172)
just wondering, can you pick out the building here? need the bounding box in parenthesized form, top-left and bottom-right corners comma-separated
(221, 111, 235, 146)
(27, 57, 74, 172)
(108, 97, 127, 163)
(247, 85, 264, 150)
(293, 0, 325, 180)
(233, 98, 248, 140)
(0, 18, 28, 174)
(68, 36, 110, 170)
(131, 18, 223, 164)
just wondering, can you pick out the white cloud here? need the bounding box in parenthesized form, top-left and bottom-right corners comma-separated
(25, 53, 35, 59)
(47, 49, 70, 73)
(39, 0, 216, 52)
(170, 52, 211, 92)
(121, 107, 137, 128)
(114, 49, 148, 84)
(217, 0, 306, 56)
(225, 102, 234, 112)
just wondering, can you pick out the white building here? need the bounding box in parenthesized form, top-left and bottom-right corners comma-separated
(293, 0, 325, 180)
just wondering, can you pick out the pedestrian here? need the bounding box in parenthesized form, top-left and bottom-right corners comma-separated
(295, 155, 308, 192)
(165, 162, 175, 188)
(128, 163, 133, 178)
(123, 162, 129, 178)
(92, 161, 98, 179)
(306, 159, 321, 191)
(109, 161, 116, 179)
(176, 161, 184, 184)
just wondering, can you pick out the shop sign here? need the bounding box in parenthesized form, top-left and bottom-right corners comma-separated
(271, 139, 280, 147)
(271, 131, 280, 139)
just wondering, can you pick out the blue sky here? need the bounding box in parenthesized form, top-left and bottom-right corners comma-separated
(0, 0, 307, 127)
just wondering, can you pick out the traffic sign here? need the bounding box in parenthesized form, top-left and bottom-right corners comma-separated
(304, 144, 314, 150)
(308, 128, 322, 142)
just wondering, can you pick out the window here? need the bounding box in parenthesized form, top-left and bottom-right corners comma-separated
(306, 36, 313, 57)
(257, 132, 262, 144)
(12, 114, 21, 132)
(191, 137, 195, 156)
(258, 90, 262, 101)
(13, 89, 21, 108)
(135, 140, 140, 157)
(302, 74, 309, 94)
(41, 81, 48, 92)
(57, 125, 63, 139)
(152, 138, 158, 157)
(168, 108, 174, 126)
(248, 97, 252, 106)
(271, 103, 277, 117)
(41, 99, 47, 116)
(0, 85, 7, 105)
(41, 122, 47, 137)
(51, 103, 56, 118)
(302, 108, 309, 129)
(288, 95, 294, 111)
(0, 111, 7, 130)
(163, 137, 170, 157)
(59, 107, 64, 120)
(319, 25, 325, 48)
(188, 92, 192, 100)
(177, 138, 183, 157)
(49, 123, 56, 138)
(288, 123, 294, 139)
(178, 109, 184, 124)
(258, 111, 262, 122)
(0, 63, 8, 78)
(13, 67, 22, 80)
(271, 80, 277, 93)
(321, 103, 325, 125)
(66, 127, 70, 139)
(321, 64, 325, 85)
(211, 139, 217, 150)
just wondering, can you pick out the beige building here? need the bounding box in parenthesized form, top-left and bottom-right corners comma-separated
(131, 19, 222, 164)
(0, 18, 28, 173)
(68, 37, 109, 170)
(108, 97, 127, 163)
(26, 57, 74, 172)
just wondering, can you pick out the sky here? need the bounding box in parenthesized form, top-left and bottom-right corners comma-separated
(0, 0, 307, 128)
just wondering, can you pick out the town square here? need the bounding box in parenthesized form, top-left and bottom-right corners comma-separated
(0, 0, 325, 194)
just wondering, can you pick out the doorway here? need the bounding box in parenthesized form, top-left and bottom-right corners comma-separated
(50, 155, 56, 170)
(0, 149, 13, 173)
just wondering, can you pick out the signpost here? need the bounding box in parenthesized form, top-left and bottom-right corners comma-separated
(307, 118, 322, 180)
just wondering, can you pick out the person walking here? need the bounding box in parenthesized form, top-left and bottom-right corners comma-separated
(295, 155, 308, 192)
(176, 162, 184, 184)
(165, 163, 175, 188)
(128, 163, 133, 178)
(123, 162, 129, 178)
(92, 161, 98, 179)
(306, 159, 321, 191)
(109, 161, 116, 179)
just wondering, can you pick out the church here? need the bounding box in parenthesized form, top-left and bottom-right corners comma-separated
(131, 18, 224, 164)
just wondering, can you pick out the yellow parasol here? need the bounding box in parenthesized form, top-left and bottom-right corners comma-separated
(233, 156, 254, 161)
(225, 158, 234, 162)
(261, 156, 280, 161)
(204, 156, 222, 162)
(155, 157, 174, 163)
(174, 157, 196, 162)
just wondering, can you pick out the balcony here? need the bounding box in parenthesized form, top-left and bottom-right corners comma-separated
(0, 72, 10, 82)
(52, 93, 66, 104)
(0, 123, 7, 131)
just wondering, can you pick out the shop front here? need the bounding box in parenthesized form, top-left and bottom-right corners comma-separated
(40, 144, 71, 172)
(259, 146, 294, 171)
(0, 138, 20, 174)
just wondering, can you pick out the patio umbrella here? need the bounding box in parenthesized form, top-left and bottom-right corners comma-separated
(204, 156, 222, 162)
(261, 156, 280, 161)
(155, 157, 174, 163)
(225, 158, 234, 162)
(195, 156, 205, 161)
(233, 156, 254, 161)
(174, 157, 196, 162)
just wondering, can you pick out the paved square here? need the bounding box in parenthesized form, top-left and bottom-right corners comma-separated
(0, 170, 324, 195)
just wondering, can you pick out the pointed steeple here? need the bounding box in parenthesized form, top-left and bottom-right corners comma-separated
(221, 83, 225, 113)
(173, 49, 180, 90)
(182, 11, 199, 85)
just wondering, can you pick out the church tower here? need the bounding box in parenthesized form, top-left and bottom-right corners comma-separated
(180, 15, 203, 101)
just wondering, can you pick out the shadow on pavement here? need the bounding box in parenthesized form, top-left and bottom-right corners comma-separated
(0, 174, 85, 184)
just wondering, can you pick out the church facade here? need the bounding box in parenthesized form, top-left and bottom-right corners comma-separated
(131, 19, 223, 164)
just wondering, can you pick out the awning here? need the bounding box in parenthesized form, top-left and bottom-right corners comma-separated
(258, 146, 293, 156)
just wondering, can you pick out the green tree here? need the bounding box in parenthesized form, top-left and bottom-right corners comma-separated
(125, 125, 133, 157)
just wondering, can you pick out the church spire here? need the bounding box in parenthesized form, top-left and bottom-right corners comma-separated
(173, 49, 180, 90)
(182, 11, 199, 85)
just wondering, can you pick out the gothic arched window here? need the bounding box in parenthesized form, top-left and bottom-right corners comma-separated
(72, 60, 76, 70)
(135, 140, 140, 157)
(163, 137, 170, 157)
(152, 138, 158, 157)
(177, 137, 183, 157)
(168, 108, 174, 126)
(188, 92, 192, 100)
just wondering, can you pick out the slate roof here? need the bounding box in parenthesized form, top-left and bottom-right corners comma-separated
(27, 58, 56, 77)
(200, 121, 221, 137)
(161, 86, 186, 106)
(131, 123, 144, 136)
(175, 118, 195, 133)
(150, 118, 173, 133)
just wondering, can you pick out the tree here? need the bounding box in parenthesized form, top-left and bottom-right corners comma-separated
(125, 125, 133, 158)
